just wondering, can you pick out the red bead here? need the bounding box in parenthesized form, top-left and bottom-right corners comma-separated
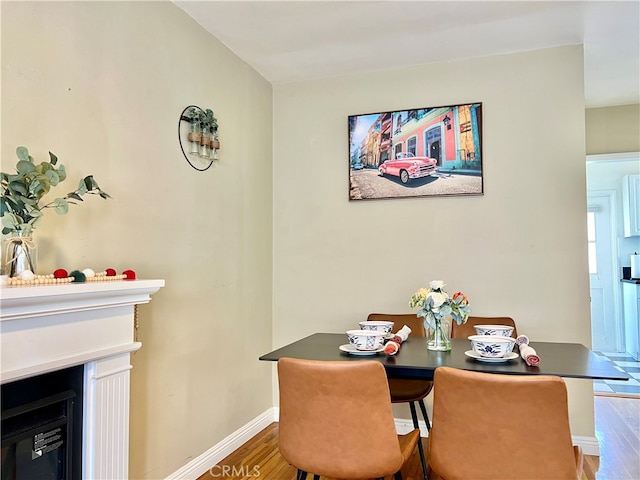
(105, 268, 117, 276)
(53, 268, 68, 279)
(123, 269, 136, 280)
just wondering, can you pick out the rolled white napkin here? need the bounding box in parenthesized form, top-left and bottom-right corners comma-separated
(391, 325, 412, 344)
(516, 335, 540, 366)
(384, 341, 400, 355)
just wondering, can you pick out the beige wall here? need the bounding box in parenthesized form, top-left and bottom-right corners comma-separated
(273, 46, 595, 436)
(1, 2, 273, 478)
(2, 1, 605, 474)
(586, 104, 640, 154)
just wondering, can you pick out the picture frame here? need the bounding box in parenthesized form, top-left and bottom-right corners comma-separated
(348, 102, 483, 201)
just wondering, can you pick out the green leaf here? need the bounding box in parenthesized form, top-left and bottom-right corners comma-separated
(29, 178, 43, 196)
(83, 175, 98, 191)
(49, 151, 58, 165)
(57, 164, 67, 182)
(76, 178, 87, 195)
(1, 212, 21, 229)
(52, 198, 69, 215)
(37, 162, 53, 174)
(67, 192, 83, 201)
(31, 216, 43, 229)
(45, 169, 60, 186)
(16, 160, 36, 175)
(32, 175, 51, 196)
(16, 147, 29, 162)
(8, 181, 27, 196)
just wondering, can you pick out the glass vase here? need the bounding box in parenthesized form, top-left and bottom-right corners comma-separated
(427, 318, 451, 351)
(199, 126, 211, 158)
(187, 122, 201, 155)
(2, 231, 37, 277)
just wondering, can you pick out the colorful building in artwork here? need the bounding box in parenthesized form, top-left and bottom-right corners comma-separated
(391, 104, 482, 171)
(351, 103, 482, 171)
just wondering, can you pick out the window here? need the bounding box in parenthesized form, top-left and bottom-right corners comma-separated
(407, 136, 417, 156)
(587, 211, 597, 274)
(394, 143, 403, 158)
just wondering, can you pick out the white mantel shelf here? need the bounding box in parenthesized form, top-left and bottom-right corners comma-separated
(0, 279, 165, 383)
(0, 278, 164, 480)
(0, 279, 165, 321)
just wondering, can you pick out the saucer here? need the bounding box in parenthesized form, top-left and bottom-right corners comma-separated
(464, 350, 519, 363)
(339, 344, 385, 356)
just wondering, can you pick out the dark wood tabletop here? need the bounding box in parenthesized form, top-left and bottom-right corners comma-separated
(259, 333, 630, 381)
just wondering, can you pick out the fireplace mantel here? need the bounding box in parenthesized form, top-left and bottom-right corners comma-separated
(0, 279, 164, 479)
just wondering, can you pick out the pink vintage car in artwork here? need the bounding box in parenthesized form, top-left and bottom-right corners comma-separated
(378, 152, 438, 184)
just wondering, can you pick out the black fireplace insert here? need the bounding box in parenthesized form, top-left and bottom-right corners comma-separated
(1, 366, 83, 480)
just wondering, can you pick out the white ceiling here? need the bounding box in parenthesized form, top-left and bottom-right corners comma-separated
(175, 0, 640, 108)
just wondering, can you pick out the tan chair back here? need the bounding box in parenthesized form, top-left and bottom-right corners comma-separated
(428, 367, 583, 480)
(450, 315, 518, 339)
(277, 357, 404, 478)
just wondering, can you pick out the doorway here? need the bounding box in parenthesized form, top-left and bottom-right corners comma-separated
(587, 192, 620, 352)
(586, 153, 640, 356)
(424, 126, 442, 166)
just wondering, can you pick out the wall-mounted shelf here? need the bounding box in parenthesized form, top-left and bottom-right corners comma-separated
(178, 105, 220, 172)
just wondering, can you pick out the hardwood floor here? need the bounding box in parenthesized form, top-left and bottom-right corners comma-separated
(198, 396, 639, 480)
(592, 396, 640, 479)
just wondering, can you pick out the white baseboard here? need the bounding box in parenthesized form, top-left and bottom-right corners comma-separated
(572, 435, 600, 456)
(166, 409, 600, 479)
(165, 408, 276, 480)
(394, 417, 430, 437)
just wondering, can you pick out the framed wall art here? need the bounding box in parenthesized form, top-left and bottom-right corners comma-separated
(348, 102, 483, 201)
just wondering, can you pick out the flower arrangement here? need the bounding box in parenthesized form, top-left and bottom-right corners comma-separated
(1, 146, 110, 236)
(409, 280, 471, 329)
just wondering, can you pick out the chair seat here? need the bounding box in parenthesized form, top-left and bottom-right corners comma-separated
(398, 429, 421, 464)
(388, 378, 433, 403)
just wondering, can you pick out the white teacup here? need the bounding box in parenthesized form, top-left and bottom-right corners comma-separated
(468, 335, 516, 358)
(473, 324, 514, 337)
(358, 321, 394, 334)
(346, 330, 387, 351)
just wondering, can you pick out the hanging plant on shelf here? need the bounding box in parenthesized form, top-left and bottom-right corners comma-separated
(179, 105, 220, 171)
(0, 146, 111, 276)
(185, 107, 202, 154)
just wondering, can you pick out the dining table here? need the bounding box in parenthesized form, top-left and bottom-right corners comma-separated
(259, 333, 630, 381)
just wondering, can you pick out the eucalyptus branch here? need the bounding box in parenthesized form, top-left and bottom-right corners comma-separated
(1, 147, 111, 236)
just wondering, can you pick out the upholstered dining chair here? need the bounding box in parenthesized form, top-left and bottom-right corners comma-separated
(367, 313, 430, 478)
(277, 357, 422, 480)
(450, 315, 518, 340)
(368, 313, 433, 428)
(427, 367, 584, 480)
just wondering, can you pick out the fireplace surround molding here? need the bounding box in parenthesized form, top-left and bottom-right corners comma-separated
(0, 279, 165, 479)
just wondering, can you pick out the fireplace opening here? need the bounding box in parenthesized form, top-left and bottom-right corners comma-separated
(1, 366, 83, 480)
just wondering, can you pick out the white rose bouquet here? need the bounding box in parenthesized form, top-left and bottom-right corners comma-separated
(409, 280, 471, 329)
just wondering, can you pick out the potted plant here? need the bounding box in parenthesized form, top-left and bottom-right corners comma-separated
(1, 146, 110, 276)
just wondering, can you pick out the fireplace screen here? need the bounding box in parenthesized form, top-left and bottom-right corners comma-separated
(1, 366, 83, 480)
(2, 391, 75, 479)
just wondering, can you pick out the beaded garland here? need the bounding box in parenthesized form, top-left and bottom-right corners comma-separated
(5, 268, 135, 286)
